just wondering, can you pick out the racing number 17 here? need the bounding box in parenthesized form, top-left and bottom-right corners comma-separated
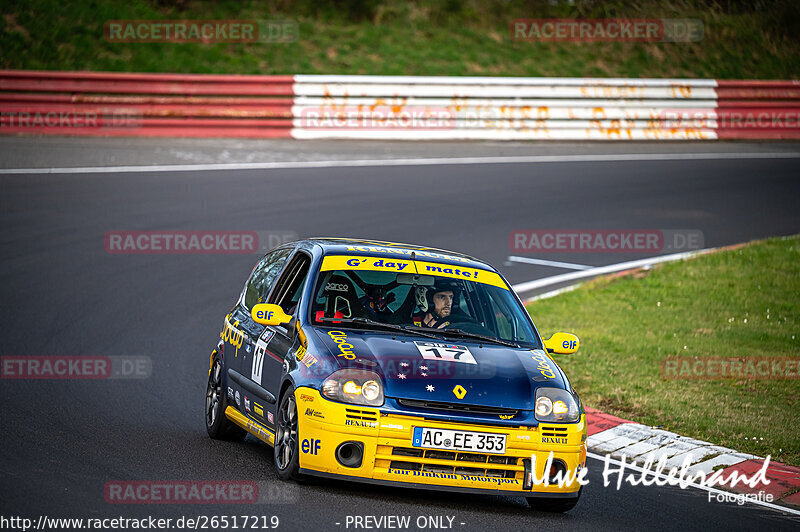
(251, 342, 266, 384)
(415, 343, 477, 365)
(426, 347, 465, 359)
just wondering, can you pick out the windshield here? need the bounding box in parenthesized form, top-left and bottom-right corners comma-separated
(310, 256, 541, 347)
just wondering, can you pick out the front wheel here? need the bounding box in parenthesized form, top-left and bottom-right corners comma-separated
(205, 353, 246, 441)
(274, 387, 302, 481)
(526, 488, 581, 513)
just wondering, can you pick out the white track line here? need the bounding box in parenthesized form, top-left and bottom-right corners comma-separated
(512, 249, 704, 294)
(1, 151, 799, 175)
(523, 285, 579, 302)
(508, 255, 593, 270)
(587, 452, 800, 517)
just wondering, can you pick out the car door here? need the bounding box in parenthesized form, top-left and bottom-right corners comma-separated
(227, 246, 293, 422)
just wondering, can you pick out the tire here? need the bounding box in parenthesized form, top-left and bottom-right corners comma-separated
(526, 488, 581, 513)
(205, 353, 246, 441)
(274, 386, 302, 481)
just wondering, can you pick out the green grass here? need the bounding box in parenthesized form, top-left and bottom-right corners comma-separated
(528, 236, 800, 466)
(1, 0, 798, 78)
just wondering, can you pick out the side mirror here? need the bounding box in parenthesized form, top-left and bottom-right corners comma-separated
(252, 303, 308, 348)
(544, 332, 580, 354)
(252, 303, 292, 326)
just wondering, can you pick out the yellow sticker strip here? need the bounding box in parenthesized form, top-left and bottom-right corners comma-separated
(320, 255, 508, 290)
(413, 260, 507, 289)
(321, 255, 416, 274)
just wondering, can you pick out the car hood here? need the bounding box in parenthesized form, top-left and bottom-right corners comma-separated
(313, 327, 565, 410)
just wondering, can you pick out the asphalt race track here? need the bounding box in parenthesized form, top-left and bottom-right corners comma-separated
(1, 141, 800, 531)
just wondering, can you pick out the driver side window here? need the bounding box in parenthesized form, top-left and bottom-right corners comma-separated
(268, 252, 311, 316)
(243, 247, 292, 311)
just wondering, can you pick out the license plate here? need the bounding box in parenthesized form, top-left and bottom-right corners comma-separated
(412, 427, 506, 454)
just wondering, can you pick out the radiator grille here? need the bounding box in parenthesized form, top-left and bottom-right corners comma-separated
(540, 425, 568, 437)
(387, 447, 520, 479)
(345, 408, 378, 422)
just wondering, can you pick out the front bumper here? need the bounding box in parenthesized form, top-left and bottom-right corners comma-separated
(295, 387, 587, 495)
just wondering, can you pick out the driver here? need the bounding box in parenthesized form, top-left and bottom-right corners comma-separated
(413, 280, 458, 329)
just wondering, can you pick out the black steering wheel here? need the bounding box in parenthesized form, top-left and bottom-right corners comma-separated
(443, 318, 495, 337)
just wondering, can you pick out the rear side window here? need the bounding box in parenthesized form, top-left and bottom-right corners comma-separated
(243, 248, 292, 310)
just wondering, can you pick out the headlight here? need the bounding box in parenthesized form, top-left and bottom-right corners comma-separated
(535, 396, 553, 417)
(322, 369, 384, 407)
(534, 387, 579, 423)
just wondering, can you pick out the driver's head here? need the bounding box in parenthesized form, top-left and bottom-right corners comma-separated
(427, 280, 459, 319)
(431, 290, 453, 318)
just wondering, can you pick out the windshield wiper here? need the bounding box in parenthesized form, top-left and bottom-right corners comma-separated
(318, 317, 441, 339)
(415, 326, 519, 348)
(318, 318, 516, 345)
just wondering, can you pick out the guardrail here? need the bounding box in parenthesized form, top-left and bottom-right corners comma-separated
(1, 70, 798, 139)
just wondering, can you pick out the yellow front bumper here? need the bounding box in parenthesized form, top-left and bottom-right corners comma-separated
(295, 387, 586, 495)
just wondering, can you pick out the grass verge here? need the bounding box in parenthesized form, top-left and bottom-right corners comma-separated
(528, 235, 800, 466)
(1, 0, 798, 78)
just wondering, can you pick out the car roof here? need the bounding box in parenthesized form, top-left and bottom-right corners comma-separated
(299, 237, 497, 271)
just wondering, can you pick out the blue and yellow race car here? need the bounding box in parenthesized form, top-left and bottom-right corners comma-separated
(205, 238, 586, 512)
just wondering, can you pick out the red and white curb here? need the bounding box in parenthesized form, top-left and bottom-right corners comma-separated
(585, 408, 800, 509)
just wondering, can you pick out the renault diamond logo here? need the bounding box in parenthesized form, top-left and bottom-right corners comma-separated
(452, 385, 467, 399)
